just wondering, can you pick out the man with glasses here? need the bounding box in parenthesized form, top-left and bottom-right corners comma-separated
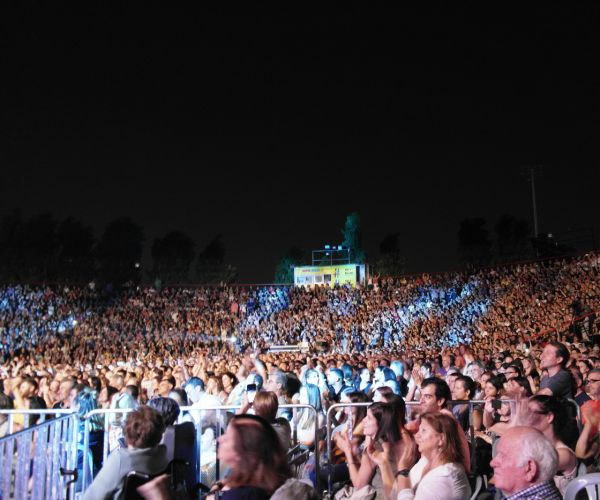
(575, 369, 600, 468)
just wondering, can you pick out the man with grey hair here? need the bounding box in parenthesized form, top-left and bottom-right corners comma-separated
(264, 369, 291, 421)
(490, 426, 561, 499)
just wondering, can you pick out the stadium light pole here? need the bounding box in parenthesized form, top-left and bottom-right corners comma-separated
(521, 165, 543, 238)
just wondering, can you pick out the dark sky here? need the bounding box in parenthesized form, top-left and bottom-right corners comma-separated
(1, 5, 599, 282)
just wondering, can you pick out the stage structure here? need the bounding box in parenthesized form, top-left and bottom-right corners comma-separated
(294, 245, 368, 287)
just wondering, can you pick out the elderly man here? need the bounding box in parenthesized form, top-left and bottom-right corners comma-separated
(490, 426, 561, 499)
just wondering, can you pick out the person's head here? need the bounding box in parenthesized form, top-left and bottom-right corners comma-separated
(373, 385, 394, 403)
(419, 377, 451, 413)
(245, 373, 264, 391)
(577, 360, 592, 376)
(252, 391, 279, 422)
(466, 361, 483, 382)
(451, 375, 475, 401)
(265, 370, 287, 397)
(490, 426, 558, 496)
(446, 372, 460, 391)
(359, 367, 371, 383)
(0, 391, 13, 425)
(184, 377, 205, 404)
(540, 342, 569, 371)
(504, 377, 533, 399)
(584, 368, 600, 399)
(124, 406, 165, 448)
(168, 388, 188, 407)
(524, 395, 578, 448)
(383, 378, 401, 395)
(58, 378, 76, 405)
(125, 384, 139, 401)
(326, 368, 343, 387)
(504, 364, 522, 380)
(341, 364, 354, 385)
(344, 391, 370, 423)
(26, 396, 47, 426)
(304, 368, 320, 386)
(147, 397, 180, 427)
(217, 414, 291, 494)
(299, 383, 322, 412)
(484, 376, 504, 398)
(364, 401, 403, 443)
(390, 360, 404, 379)
(415, 412, 465, 465)
(157, 376, 175, 398)
(19, 378, 38, 398)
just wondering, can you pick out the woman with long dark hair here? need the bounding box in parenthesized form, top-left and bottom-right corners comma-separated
(210, 414, 292, 499)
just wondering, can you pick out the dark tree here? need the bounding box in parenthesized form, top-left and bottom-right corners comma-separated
(196, 234, 237, 283)
(151, 230, 196, 284)
(97, 218, 144, 285)
(55, 217, 95, 283)
(494, 214, 532, 262)
(458, 217, 492, 269)
(373, 233, 405, 277)
(341, 212, 365, 263)
(21, 213, 58, 281)
(0, 210, 24, 282)
(274, 246, 304, 283)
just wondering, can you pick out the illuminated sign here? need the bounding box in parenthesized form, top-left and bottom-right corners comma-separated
(294, 264, 366, 288)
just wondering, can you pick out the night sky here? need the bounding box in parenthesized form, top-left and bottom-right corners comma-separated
(2, 5, 599, 282)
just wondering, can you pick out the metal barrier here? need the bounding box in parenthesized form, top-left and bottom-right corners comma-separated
(0, 413, 78, 500)
(78, 403, 319, 493)
(0, 408, 75, 436)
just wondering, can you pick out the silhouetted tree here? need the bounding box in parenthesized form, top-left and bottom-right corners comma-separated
(97, 218, 144, 285)
(196, 234, 237, 283)
(494, 214, 532, 262)
(458, 217, 492, 269)
(21, 213, 58, 281)
(0, 210, 24, 282)
(151, 231, 196, 284)
(373, 233, 405, 276)
(274, 247, 304, 283)
(55, 217, 95, 283)
(341, 212, 365, 263)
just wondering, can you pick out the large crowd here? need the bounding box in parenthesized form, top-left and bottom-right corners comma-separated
(1, 252, 600, 499)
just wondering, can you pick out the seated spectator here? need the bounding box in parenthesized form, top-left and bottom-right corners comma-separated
(335, 401, 413, 499)
(517, 395, 578, 497)
(250, 391, 291, 451)
(83, 406, 168, 500)
(490, 426, 561, 499)
(210, 414, 292, 499)
(386, 412, 471, 500)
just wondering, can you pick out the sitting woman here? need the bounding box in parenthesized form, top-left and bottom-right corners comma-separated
(209, 414, 292, 499)
(83, 405, 168, 500)
(295, 383, 326, 448)
(251, 391, 292, 451)
(522, 395, 578, 497)
(335, 400, 413, 498)
(379, 412, 470, 500)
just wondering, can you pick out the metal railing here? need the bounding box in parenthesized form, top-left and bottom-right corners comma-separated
(77, 403, 319, 493)
(0, 413, 78, 500)
(0, 397, 581, 498)
(0, 408, 75, 435)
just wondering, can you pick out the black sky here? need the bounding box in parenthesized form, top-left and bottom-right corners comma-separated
(1, 5, 599, 282)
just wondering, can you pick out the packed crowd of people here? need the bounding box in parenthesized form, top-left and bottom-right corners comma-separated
(0, 252, 599, 498)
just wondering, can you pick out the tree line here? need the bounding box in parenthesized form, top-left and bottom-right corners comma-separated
(0, 210, 236, 286)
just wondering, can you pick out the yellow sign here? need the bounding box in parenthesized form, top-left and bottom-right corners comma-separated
(294, 264, 359, 287)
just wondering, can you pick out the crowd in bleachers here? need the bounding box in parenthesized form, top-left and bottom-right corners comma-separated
(0, 253, 600, 498)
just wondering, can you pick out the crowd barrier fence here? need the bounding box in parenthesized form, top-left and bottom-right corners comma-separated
(0, 413, 78, 500)
(0, 398, 583, 498)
